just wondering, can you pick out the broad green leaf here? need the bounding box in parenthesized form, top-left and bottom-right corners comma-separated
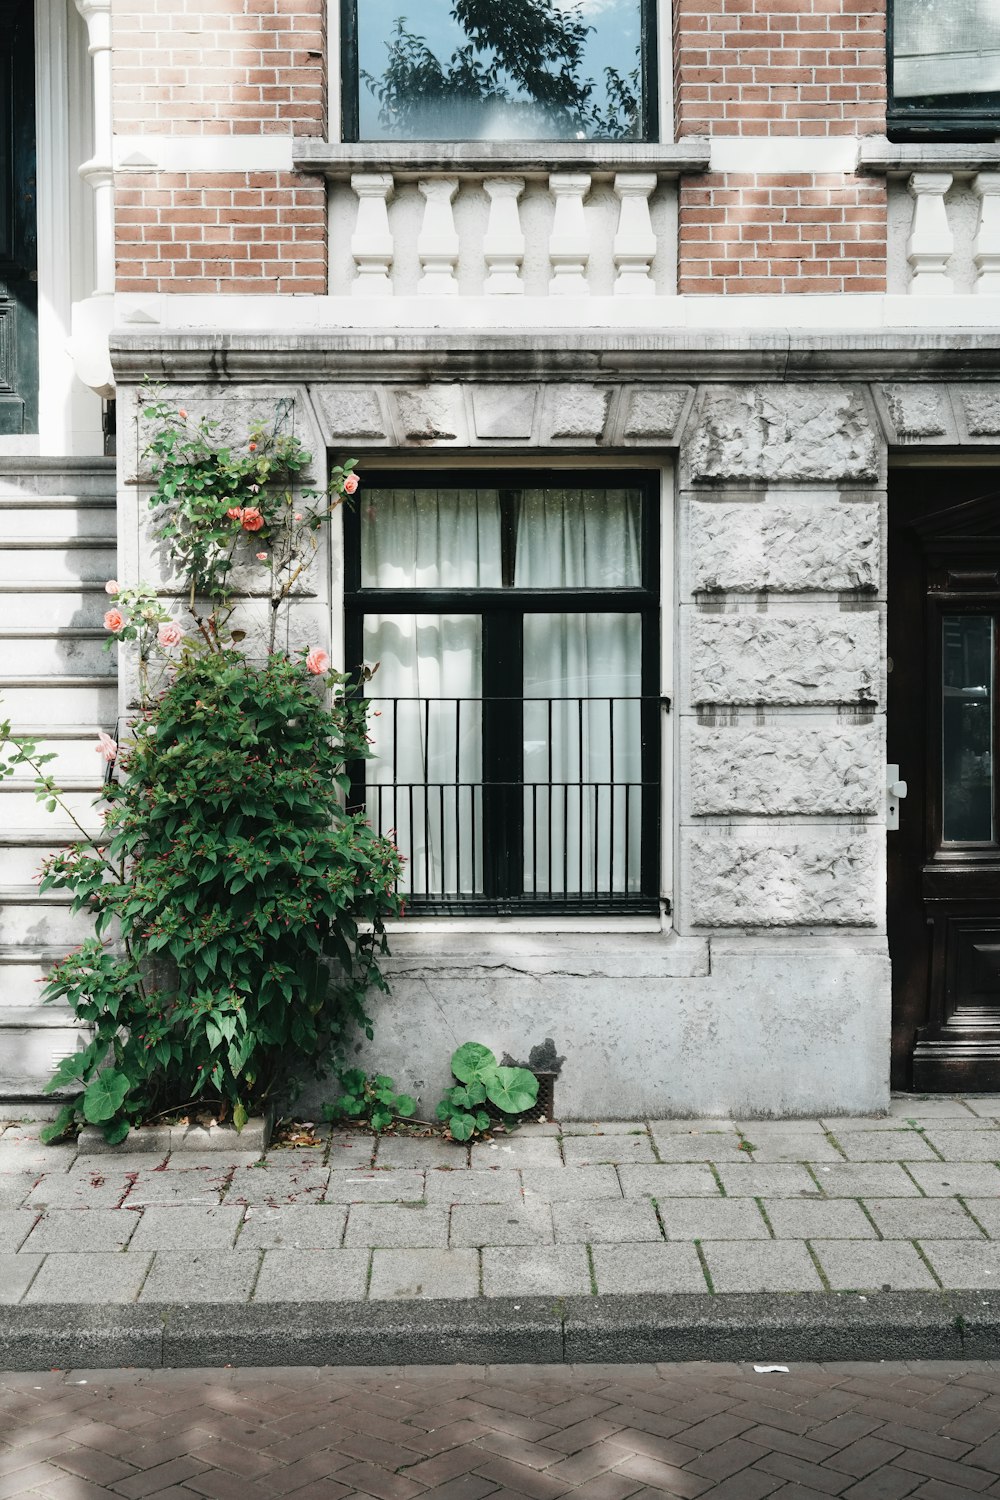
(474, 1110, 491, 1132)
(485, 1066, 539, 1115)
(40, 1104, 77, 1144)
(448, 1112, 475, 1142)
(102, 1118, 130, 1146)
(450, 1042, 497, 1084)
(395, 1095, 416, 1117)
(82, 1070, 130, 1124)
(233, 1101, 249, 1132)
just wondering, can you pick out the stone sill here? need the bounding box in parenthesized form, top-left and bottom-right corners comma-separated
(858, 136, 1000, 175)
(379, 930, 710, 979)
(292, 138, 711, 180)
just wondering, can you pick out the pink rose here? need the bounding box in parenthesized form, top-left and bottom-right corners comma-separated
(306, 647, 330, 676)
(255, 551, 268, 561)
(178, 408, 187, 419)
(226, 507, 242, 520)
(95, 732, 117, 763)
(157, 622, 183, 648)
(342, 473, 360, 495)
(293, 512, 303, 521)
(104, 609, 124, 633)
(240, 507, 264, 532)
(104, 580, 120, 596)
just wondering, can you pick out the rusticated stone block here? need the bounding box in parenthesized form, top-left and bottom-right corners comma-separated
(132, 389, 317, 481)
(688, 722, 883, 816)
(392, 387, 466, 442)
(472, 385, 538, 439)
(689, 614, 880, 706)
(313, 388, 386, 440)
(881, 384, 949, 439)
(623, 387, 690, 440)
(687, 828, 880, 927)
(687, 385, 879, 483)
(545, 385, 612, 440)
(689, 500, 879, 593)
(962, 387, 1000, 437)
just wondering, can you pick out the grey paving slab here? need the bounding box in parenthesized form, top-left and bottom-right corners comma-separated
(237, 1205, 348, 1249)
(343, 1204, 449, 1248)
(747, 1135, 846, 1164)
(368, 1248, 479, 1300)
(481, 1245, 592, 1297)
(450, 1202, 553, 1247)
(737, 1118, 830, 1134)
(374, 1136, 465, 1169)
(561, 1121, 650, 1135)
(889, 1096, 978, 1118)
(617, 1163, 720, 1199)
(253, 1249, 370, 1301)
(157, 1152, 263, 1171)
(0, 1175, 39, 1208)
(24, 1252, 153, 1304)
(829, 1115, 918, 1132)
(658, 1197, 770, 1241)
(320, 1134, 377, 1170)
(259, 1148, 331, 1170)
(139, 1251, 261, 1303)
(511, 1121, 561, 1136)
(471, 1137, 563, 1168)
(0, 1209, 40, 1252)
(561, 1136, 656, 1166)
(551, 1199, 663, 1244)
(962, 1199, 1000, 1238)
(324, 1169, 425, 1204)
(865, 1198, 985, 1240)
(812, 1240, 941, 1291)
(809, 1162, 923, 1197)
(127, 1205, 247, 1253)
(962, 1095, 1000, 1117)
(27, 1172, 137, 1209)
(521, 1166, 623, 1201)
(702, 1241, 826, 1292)
(763, 1199, 877, 1240)
(0, 1254, 42, 1303)
(122, 1169, 228, 1207)
(225, 1165, 329, 1206)
(921, 1130, 1000, 1161)
(423, 1168, 523, 1205)
(906, 1163, 1000, 1197)
(714, 1164, 818, 1197)
(0, 1143, 76, 1175)
(832, 1131, 939, 1162)
(646, 1135, 750, 1164)
(22, 1209, 141, 1253)
(918, 1240, 1000, 1288)
(591, 1242, 707, 1294)
(648, 1119, 736, 1134)
(71, 1152, 172, 1174)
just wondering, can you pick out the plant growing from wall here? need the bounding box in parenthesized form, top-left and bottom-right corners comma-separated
(436, 1042, 539, 1141)
(325, 1069, 417, 1133)
(2, 402, 401, 1143)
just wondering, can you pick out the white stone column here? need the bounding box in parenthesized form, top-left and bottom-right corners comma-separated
(906, 172, 954, 294)
(548, 173, 591, 295)
(973, 173, 1000, 293)
(613, 172, 657, 295)
(74, 0, 113, 297)
(350, 173, 395, 296)
(483, 177, 525, 295)
(417, 176, 460, 295)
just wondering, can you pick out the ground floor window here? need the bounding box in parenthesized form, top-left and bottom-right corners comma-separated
(345, 471, 660, 915)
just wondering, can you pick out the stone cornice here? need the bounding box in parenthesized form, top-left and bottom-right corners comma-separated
(858, 136, 1000, 175)
(291, 138, 712, 179)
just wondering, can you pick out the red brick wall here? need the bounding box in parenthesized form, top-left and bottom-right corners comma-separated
(115, 173, 327, 294)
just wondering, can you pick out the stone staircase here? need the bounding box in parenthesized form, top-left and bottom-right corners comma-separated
(0, 458, 117, 1105)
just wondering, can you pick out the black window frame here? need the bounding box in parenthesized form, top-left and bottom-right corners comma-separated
(339, 0, 659, 145)
(344, 467, 662, 917)
(888, 0, 1000, 139)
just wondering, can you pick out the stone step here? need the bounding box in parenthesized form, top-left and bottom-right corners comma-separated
(0, 888, 95, 947)
(0, 630, 114, 677)
(0, 540, 116, 585)
(2, 733, 114, 783)
(0, 503, 116, 541)
(0, 677, 117, 726)
(0, 586, 113, 630)
(0, 785, 104, 833)
(0, 1006, 89, 1102)
(0, 457, 116, 504)
(0, 946, 63, 1009)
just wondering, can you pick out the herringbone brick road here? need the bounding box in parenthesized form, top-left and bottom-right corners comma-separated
(4, 1363, 1000, 1500)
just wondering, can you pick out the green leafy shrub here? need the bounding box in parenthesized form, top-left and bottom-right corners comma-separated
(324, 1069, 417, 1133)
(436, 1043, 539, 1141)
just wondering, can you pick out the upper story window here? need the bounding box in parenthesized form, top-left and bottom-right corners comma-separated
(889, 0, 1000, 137)
(341, 0, 657, 143)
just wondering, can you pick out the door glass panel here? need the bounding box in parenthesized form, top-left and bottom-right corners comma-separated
(942, 615, 994, 843)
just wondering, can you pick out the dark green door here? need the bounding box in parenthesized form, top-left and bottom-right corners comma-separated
(0, 0, 37, 434)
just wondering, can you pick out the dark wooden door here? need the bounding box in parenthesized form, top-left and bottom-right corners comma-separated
(889, 470, 1000, 1090)
(0, 0, 37, 434)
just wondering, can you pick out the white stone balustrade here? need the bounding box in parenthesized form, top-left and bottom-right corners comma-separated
(613, 172, 657, 294)
(483, 177, 526, 295)
(417, 176, 460, 295)
(350, 173, 394, 296)
(974, 173, 1000, 293)
(907, 172, 954, 293)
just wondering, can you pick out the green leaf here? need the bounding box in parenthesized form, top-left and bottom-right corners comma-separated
(233, 1101, 249, 1132)
(102, 1118, 130, 1146)
(474, 1110, 491, 1132)
(451, 1042, 497, 1084)
(40, 1104, 77, 1144)
(82, 1070, 130, 1123)
(395, 1094, 416, 1117)
(448, 1112, 475, 1142)
(484, 1066, 539, 1115)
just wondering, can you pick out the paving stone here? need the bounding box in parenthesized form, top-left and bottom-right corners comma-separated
(920, 1131, 1000, 1161)
(646, 1136, 750, 1164)
(561, 1136, 656, 1166)
(906, 1163, 1000, 1197)
(714, 1164, 818, 1197)
(551, 1199, 662, 1245)
(24, 1252, 153, 1303)
(590, 1242, 707, 1294)
(157, 1153, 263, 1171)
(0, 1253, 43, 1302)
(961, 1095, 1000, 1117)
(374, 1137, 465, 1170)
(225, 1166, 330, 1206)
(648, 1119, 736, 1134)
(763, 1199, 877, 1240)
(0, 1209, 40, 1251)
(809, 1163, 923, 1197)
(369, 1249, 479, 1300)
(746, 1135, 845, 1164)
(0, 1174, 39, 1207)
(324, 1170, 425, 1204)
(127, 1206, 247, 1253)
(22, 1209, 141, 1253)
(254, 1249, 370, 1301)
(865, 1199, 985, 1240)
(521, 1166, 623, 1202)
(702, 1241, 824, 1292)
(658, 1197, 770, 1240)
(71, 1153, 172, 1175)
(812, 1241, 940, 1292)
(123, 1169, 228, 1207)
(319, 1135, 376, 1170)
(0, 1142, 76, 1175)
(832, 1132, 938, 1162)
(961, 1199, 1000, 1239)
(561, 1121, 651, 1135)
(343, 1204, 449, 1248)
(481, 1245, 592, 1297)
(237, 1205, 348, 1249)
(471, 1138, 564, 1169)
(617, 1164, 720, 1199)
(919, 1240, 1000, 1288)
(423, 1169, 523, 1205)
(889, 1096, 977, 1119)
(27, 1172, 137, 1210)
(450, 1202, 553, 1248)
(140, 1251, 261, 1303)
(832, 1115, 921, 1132)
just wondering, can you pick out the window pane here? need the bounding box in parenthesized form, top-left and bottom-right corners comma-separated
(364, 615, 483, 896)
(523, 612, 643, 894)
(942, 615, 994, 844)
(361, 486, 502, 588)
(354, 0, 646, 142)
(514, 486, 643, 589)
(894, 0, 1000, 99)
